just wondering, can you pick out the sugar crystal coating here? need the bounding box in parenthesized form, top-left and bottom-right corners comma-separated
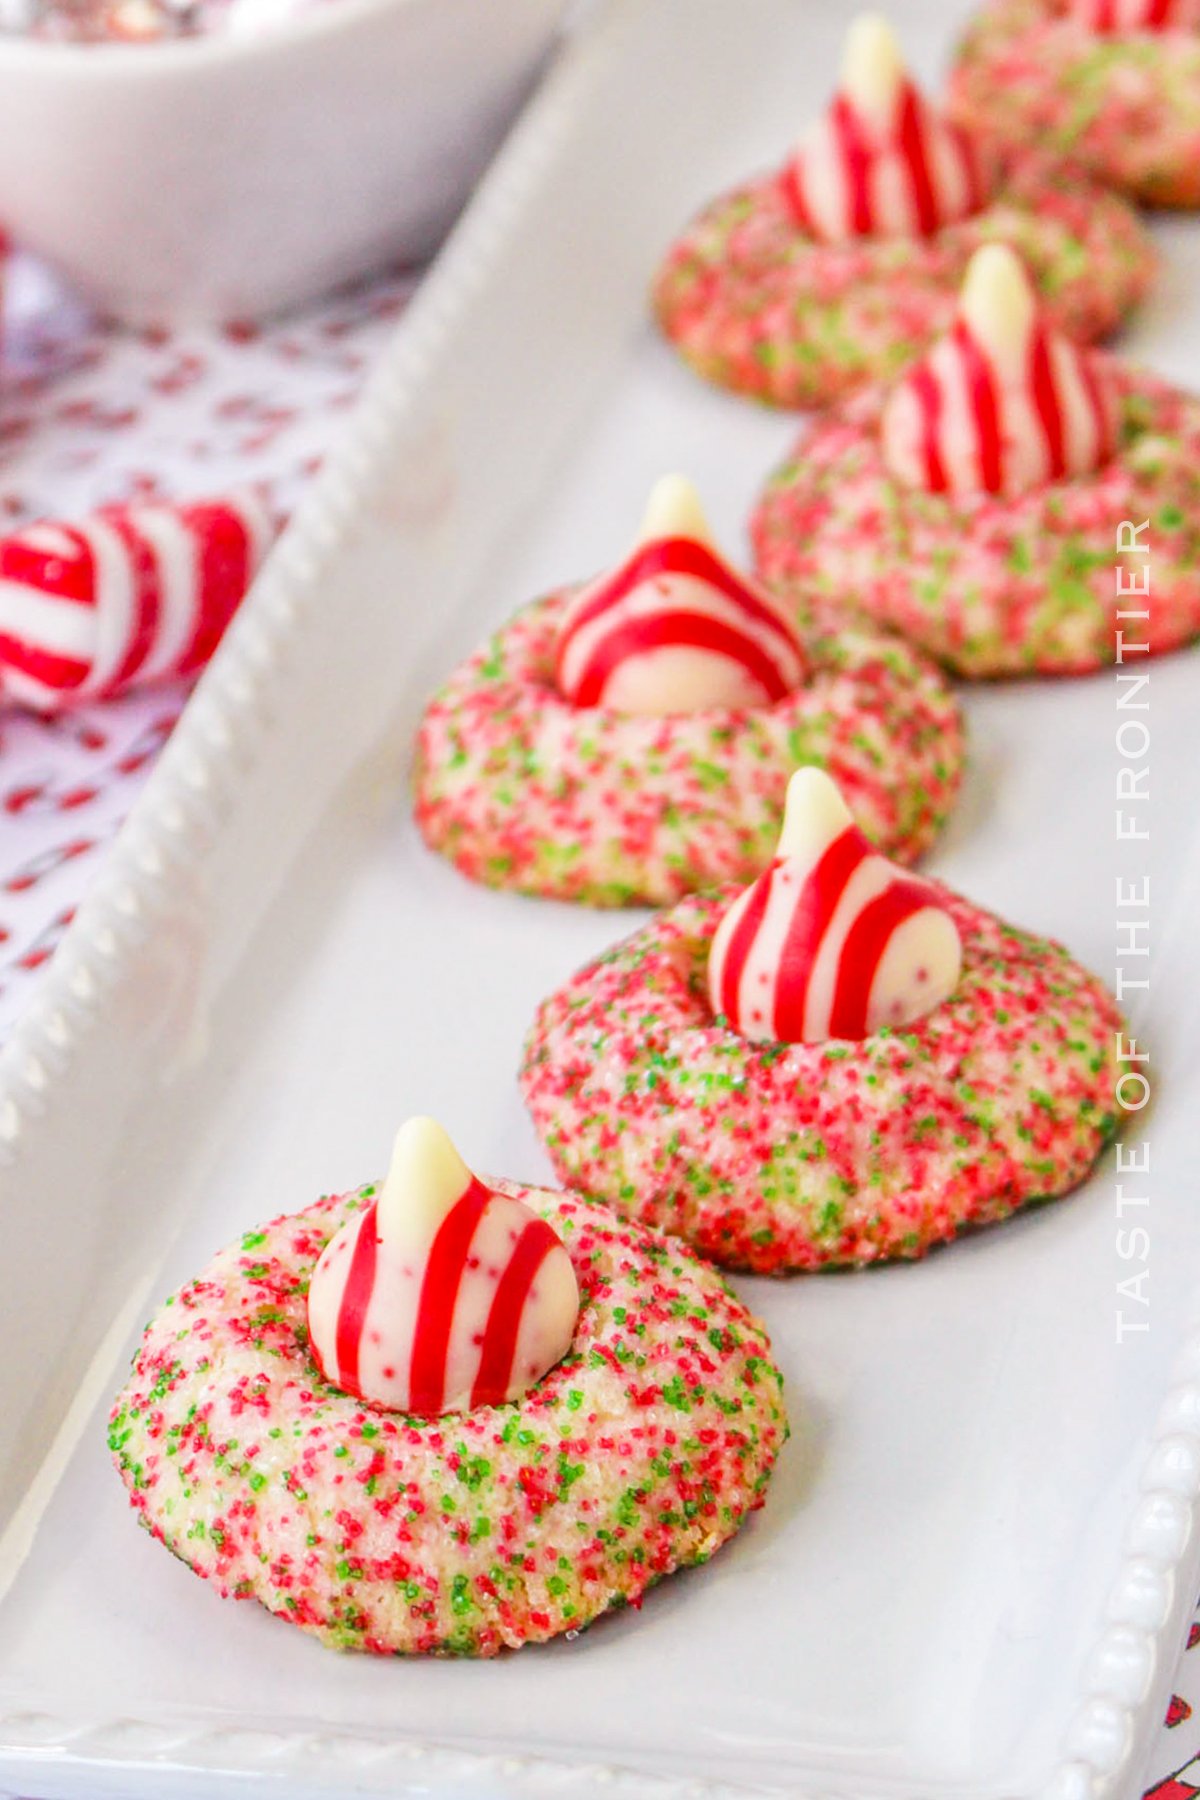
(950, 0, 1200, 210)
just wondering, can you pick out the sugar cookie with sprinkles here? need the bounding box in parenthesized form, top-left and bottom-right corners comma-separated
(414, 475, 964, 908)
(521, 771, 1126, 1275)
(109, 1118, 787, 1654)
(950, 0, 1200, 209)
(652, 12, 1154, 411)
(751, 245, 1200, 679)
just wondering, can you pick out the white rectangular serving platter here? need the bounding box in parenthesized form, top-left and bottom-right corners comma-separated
(1, 2, 1199, 1796)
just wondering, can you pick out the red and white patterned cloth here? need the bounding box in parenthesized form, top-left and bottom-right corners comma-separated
(0, 246, 1196, 1800)
(1150, 1631, 1200, 1796)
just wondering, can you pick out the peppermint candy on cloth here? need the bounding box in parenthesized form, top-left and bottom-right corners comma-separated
(0, 491, 278, 711)
(0, 251, 413, 1028)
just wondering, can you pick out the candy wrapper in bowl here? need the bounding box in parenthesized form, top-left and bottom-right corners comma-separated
(0, 0, 571, 324)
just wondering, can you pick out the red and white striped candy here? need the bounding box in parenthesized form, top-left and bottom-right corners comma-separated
(0, 491, 277, 713)
(881, 243, 1117, 500)
(307, 1118, 579, 1416)
(555, 475, 807, 715)
(1067, 0, 1200, 31)
(708, 767, 961, 1043)
(782, 14, 986, 243)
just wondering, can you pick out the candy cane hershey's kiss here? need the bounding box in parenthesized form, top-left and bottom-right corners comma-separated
(0, 491, 277, 712)
(554, 475, 807, 716)
(783, 12, 987, 244)
(307, 1118, 579, 1416)
(880, 243, 1118, 500)
(1067, 0, 1200, 32)
(709, 767, 962, 1043)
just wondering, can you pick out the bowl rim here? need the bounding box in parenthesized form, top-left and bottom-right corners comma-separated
(0, 0, 561, 75)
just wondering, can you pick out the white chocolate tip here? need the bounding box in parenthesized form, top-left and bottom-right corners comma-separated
(959, 243, 1036, 364)
(778, 766, 856, 862)
(638, 473, 713, 547)
(841, 12, 906, 117)
(378, 1115, 472, 1240)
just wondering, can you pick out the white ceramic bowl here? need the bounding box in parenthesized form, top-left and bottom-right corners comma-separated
(0, 0, 569, 324)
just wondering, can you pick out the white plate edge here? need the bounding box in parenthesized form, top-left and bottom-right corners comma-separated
(0, 2, 1196, 1796)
